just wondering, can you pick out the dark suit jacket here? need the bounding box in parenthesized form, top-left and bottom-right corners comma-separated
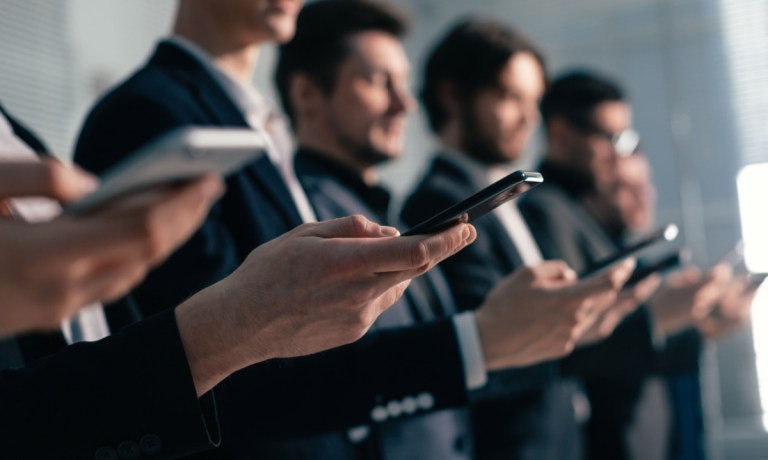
(402, 153, 580, 460)
(0, 105, 220, 459)
(518, 161, 702, 460)
(75, 41, 471, 458)
(0, 310, 219, 459)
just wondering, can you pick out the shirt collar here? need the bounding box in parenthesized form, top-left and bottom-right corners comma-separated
(295, 147, 391, 222)
(166, 36, 274, 125)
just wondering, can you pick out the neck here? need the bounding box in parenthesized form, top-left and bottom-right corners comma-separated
(298, 136, 378, 186)
(582, 194, 626, 241)
(173, 5, 261, 82)
(438, 119, 463, 154)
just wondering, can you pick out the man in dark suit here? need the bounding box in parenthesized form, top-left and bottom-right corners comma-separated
(74, 1, 632, 458)
(0, 106, 474, 457)
(572, 120, 756, 459)
(401, 21, 686, 460)
(519, 71, 736, 460)
(400, 20, 585, 460)
(277, 2, 637, 459)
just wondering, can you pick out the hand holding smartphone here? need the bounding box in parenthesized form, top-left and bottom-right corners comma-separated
(402, 170, 543, 236)
(579, 223, 680, 278)
(624, 248, 690, 287)
(65, 127, 266, 214)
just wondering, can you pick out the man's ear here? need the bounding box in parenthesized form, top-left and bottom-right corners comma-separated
(545, 116, 579, 161)
(437, 80, 462, 120)
(289, 72, 325, 121)
(547, 116, 572, 140)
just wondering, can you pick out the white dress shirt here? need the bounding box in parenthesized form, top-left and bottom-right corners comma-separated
(0, 112, 109, 344)
(168, 36, 317, 223)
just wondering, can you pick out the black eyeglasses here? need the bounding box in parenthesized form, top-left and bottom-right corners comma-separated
(566, 116, 641, 156)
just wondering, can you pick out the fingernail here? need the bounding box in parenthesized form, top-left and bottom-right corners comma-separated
(79, 174, 99, 194)
(461, 225, 471, 240)
(380, 226, 400, 237)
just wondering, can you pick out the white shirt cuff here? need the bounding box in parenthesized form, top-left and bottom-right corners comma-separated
(452, 312, 488, 390)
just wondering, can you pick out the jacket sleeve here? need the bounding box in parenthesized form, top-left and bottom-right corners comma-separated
(0, 309, 220, 459)
(214, 318, 470, 440)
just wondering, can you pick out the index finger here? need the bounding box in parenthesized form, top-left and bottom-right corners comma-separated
(345, 223, 475, 273)
(0, 160, 98, 202)
(566, 258, 636, 299)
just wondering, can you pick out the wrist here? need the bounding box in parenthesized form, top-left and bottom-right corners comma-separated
(175, 281, 273, 396)
(474, 308, 517, 371)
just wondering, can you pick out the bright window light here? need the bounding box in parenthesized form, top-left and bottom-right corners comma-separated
(737, 163, 768, 430)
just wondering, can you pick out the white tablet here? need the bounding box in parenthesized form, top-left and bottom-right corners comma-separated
(66, 127, 267, 214)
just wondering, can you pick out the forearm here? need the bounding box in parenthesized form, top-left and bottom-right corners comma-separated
(175, 281, 273, 397)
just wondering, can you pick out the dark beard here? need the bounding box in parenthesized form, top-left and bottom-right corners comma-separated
(355, 145, 392, 167)
(334, 128, 393, 168)
(459, 107, 511, 166)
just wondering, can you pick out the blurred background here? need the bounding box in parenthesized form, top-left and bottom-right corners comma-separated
(1, 0, 767, 458)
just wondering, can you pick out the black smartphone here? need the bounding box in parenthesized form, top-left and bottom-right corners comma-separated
(402, 170, 544, 236)
(579, 223, 680, 278)
(65, 127, 266, 214)
(624, 249, 689, 287)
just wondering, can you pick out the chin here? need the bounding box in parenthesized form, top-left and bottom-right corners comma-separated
(498, 146, 523, 163)
(263, 14, 298, 42)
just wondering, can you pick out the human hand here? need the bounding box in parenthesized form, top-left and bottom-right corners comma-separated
(577, 273, 662, 345)
(0, 161, 223, 335)
(475, 258, 634, 370)
(175, 215, 476, 396)
(647, 264, 732, 335)
(697, 275, 759, 339)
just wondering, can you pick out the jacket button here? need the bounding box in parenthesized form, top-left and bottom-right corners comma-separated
(346, 425, 370, 443)
(401, 396, 417, 415)
(118, 441, 140, 459)
(371, 405, 388, 422)
(94, 446, 118, 460)
(416, 392, 434, 410)
(386, 400, 402, 418)
(140, 434, 162, 455)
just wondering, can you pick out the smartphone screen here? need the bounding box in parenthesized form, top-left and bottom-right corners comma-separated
(402, 170, 543, 236)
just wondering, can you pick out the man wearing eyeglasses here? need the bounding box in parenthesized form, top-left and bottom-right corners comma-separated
(519, 71, 733, 460)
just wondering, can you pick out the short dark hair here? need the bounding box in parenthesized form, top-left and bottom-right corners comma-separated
(540, 71, 625, 131)
(420, 19, 547, 133)
(275, 0, 409, 125)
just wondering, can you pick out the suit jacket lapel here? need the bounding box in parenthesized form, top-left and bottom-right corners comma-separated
(149, 42, 304, 228)
(0, 104, 49, 155)
(434, 155, 525, 271)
